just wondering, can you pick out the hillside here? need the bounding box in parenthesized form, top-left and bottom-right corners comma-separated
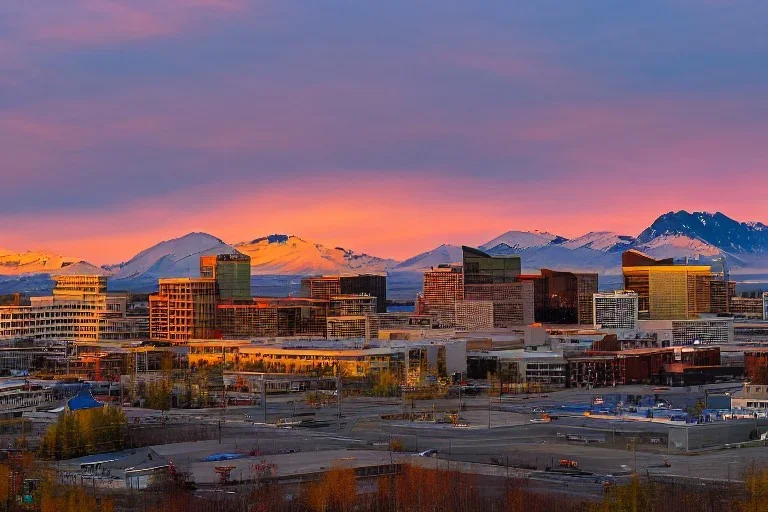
(234, 235, 397, 275)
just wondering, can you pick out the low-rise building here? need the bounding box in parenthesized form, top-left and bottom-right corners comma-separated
(730, 297, 764, 319)
(636, 318, 733, 345)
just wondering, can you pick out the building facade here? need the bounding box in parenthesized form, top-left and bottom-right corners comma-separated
(462, 246, 521, 284)
(710, 280, 736, 314)
(149, 278, 217, 342)
(463, 281, 535, 327)
(199, 253, 252, 301)
(421, 266, 464, 328)
(730, 297, 764, 319)
(593, 291, 639, 330)
(622, 250, 713, 320)
(637, 318, 734, 346)
(0, 274, 147, 343)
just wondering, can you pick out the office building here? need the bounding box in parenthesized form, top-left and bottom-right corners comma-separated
(455, 300, 494, 331)
(622, 250, 713, 320)
(710, 280, 736, 314)
(518, 269, 598, 325)
(302, 275, 387, 313)
(576, 273, 599, 325)
(216, 298, 328, 338)
(187, 338, 466, 384)
(149, 278, 217, 342)
(730, 297, 764, 319)
(637, 318, 734, 345)
(340, 274, 387, 313)
(420, 265, 464, 327)
(463, 281, 535, 327)
(301, 277, 342, 300)
(461, 246, 521, 284)
(0, 270, 147, 343)
(200, 253, 252, 301)
(593, 291, 639, 330)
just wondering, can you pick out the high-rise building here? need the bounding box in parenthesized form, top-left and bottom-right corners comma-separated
(576, 273, 599, 325)
(455, 300, 494, 331)
(329, 295, 377, 317)
(464, 281, 535, 327)
(216, 298, 328, 338)
(150, 278, 218, 342)
(622, 250, 713, 320)
(518, 269, 598, 325)
(421, 265, 464, 328)
(200, 253, 252, 301)
(302, 274, 387, 313)
(593, 291, 639, 330)
(340, 274, 387, 313)
(462, 246, 521, 284)
(710, 280, 736, 314)
(301, 277, 342, 300)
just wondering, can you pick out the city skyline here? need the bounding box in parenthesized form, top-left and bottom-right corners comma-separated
(2, 2, 768, 263)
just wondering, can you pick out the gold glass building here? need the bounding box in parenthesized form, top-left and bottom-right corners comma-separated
(622, 250, 712, 320)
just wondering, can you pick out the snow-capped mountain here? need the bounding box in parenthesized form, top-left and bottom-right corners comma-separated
(234, 235, 397, 275)
(560, 232, 635, 253)
(636, 211, 768, 253)
(481, 230, 566, 251)
(633, 234, 722, 260)
(107, 232, 236, 284)
(0, 249, 81, 275)
(392, 244, 463, 271)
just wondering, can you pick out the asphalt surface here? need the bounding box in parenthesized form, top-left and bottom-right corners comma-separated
(119, 382, 768, 494)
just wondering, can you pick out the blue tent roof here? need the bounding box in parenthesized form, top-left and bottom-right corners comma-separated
(67, 390, 103, 411)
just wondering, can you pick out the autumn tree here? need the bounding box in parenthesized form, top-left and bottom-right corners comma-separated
(304, 466, 357, 512)
(39, 406, 126, 460)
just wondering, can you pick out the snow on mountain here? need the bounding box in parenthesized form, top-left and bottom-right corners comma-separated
(634, 234, 722, 260)
(481, 230, 565, 251)
(234, 235, 397, 275)
(637, 211, 768, 253)
(0, 249, 81, 275)
(392, 244, 463, 271)
(561, 232, 635, 253)
(107, 232, 236, 281)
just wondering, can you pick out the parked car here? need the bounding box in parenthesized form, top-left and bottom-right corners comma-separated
(417, 449, 438, 457)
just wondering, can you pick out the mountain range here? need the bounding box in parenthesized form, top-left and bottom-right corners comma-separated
(2, 211, 768, 296)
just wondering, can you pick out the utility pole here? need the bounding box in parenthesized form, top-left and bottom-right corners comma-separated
(337, 376, 342, 431)
(262, 382, 267, 424)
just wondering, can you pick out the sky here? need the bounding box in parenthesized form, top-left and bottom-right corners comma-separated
(1, 1, 767, 264)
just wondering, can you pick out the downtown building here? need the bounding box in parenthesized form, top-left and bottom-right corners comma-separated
(150, 252, 252, 342)
(418, 247, 534, 329)
(622, 250, 714, 320)
(301, 274, 387, 313)
(461, 246, 534, 328)
(729, 296, 765, 319)
(519, 269, 598, 325)
(593, 290, 639, 330)
(0, 267, 148, 343)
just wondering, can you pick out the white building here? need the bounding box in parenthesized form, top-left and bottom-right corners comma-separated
(593, 291, 639, 329)
(637, 318, 733, 346)
(0, 268, 147, 343)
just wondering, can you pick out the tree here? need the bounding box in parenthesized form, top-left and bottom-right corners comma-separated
(39, 407, 126, 460)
